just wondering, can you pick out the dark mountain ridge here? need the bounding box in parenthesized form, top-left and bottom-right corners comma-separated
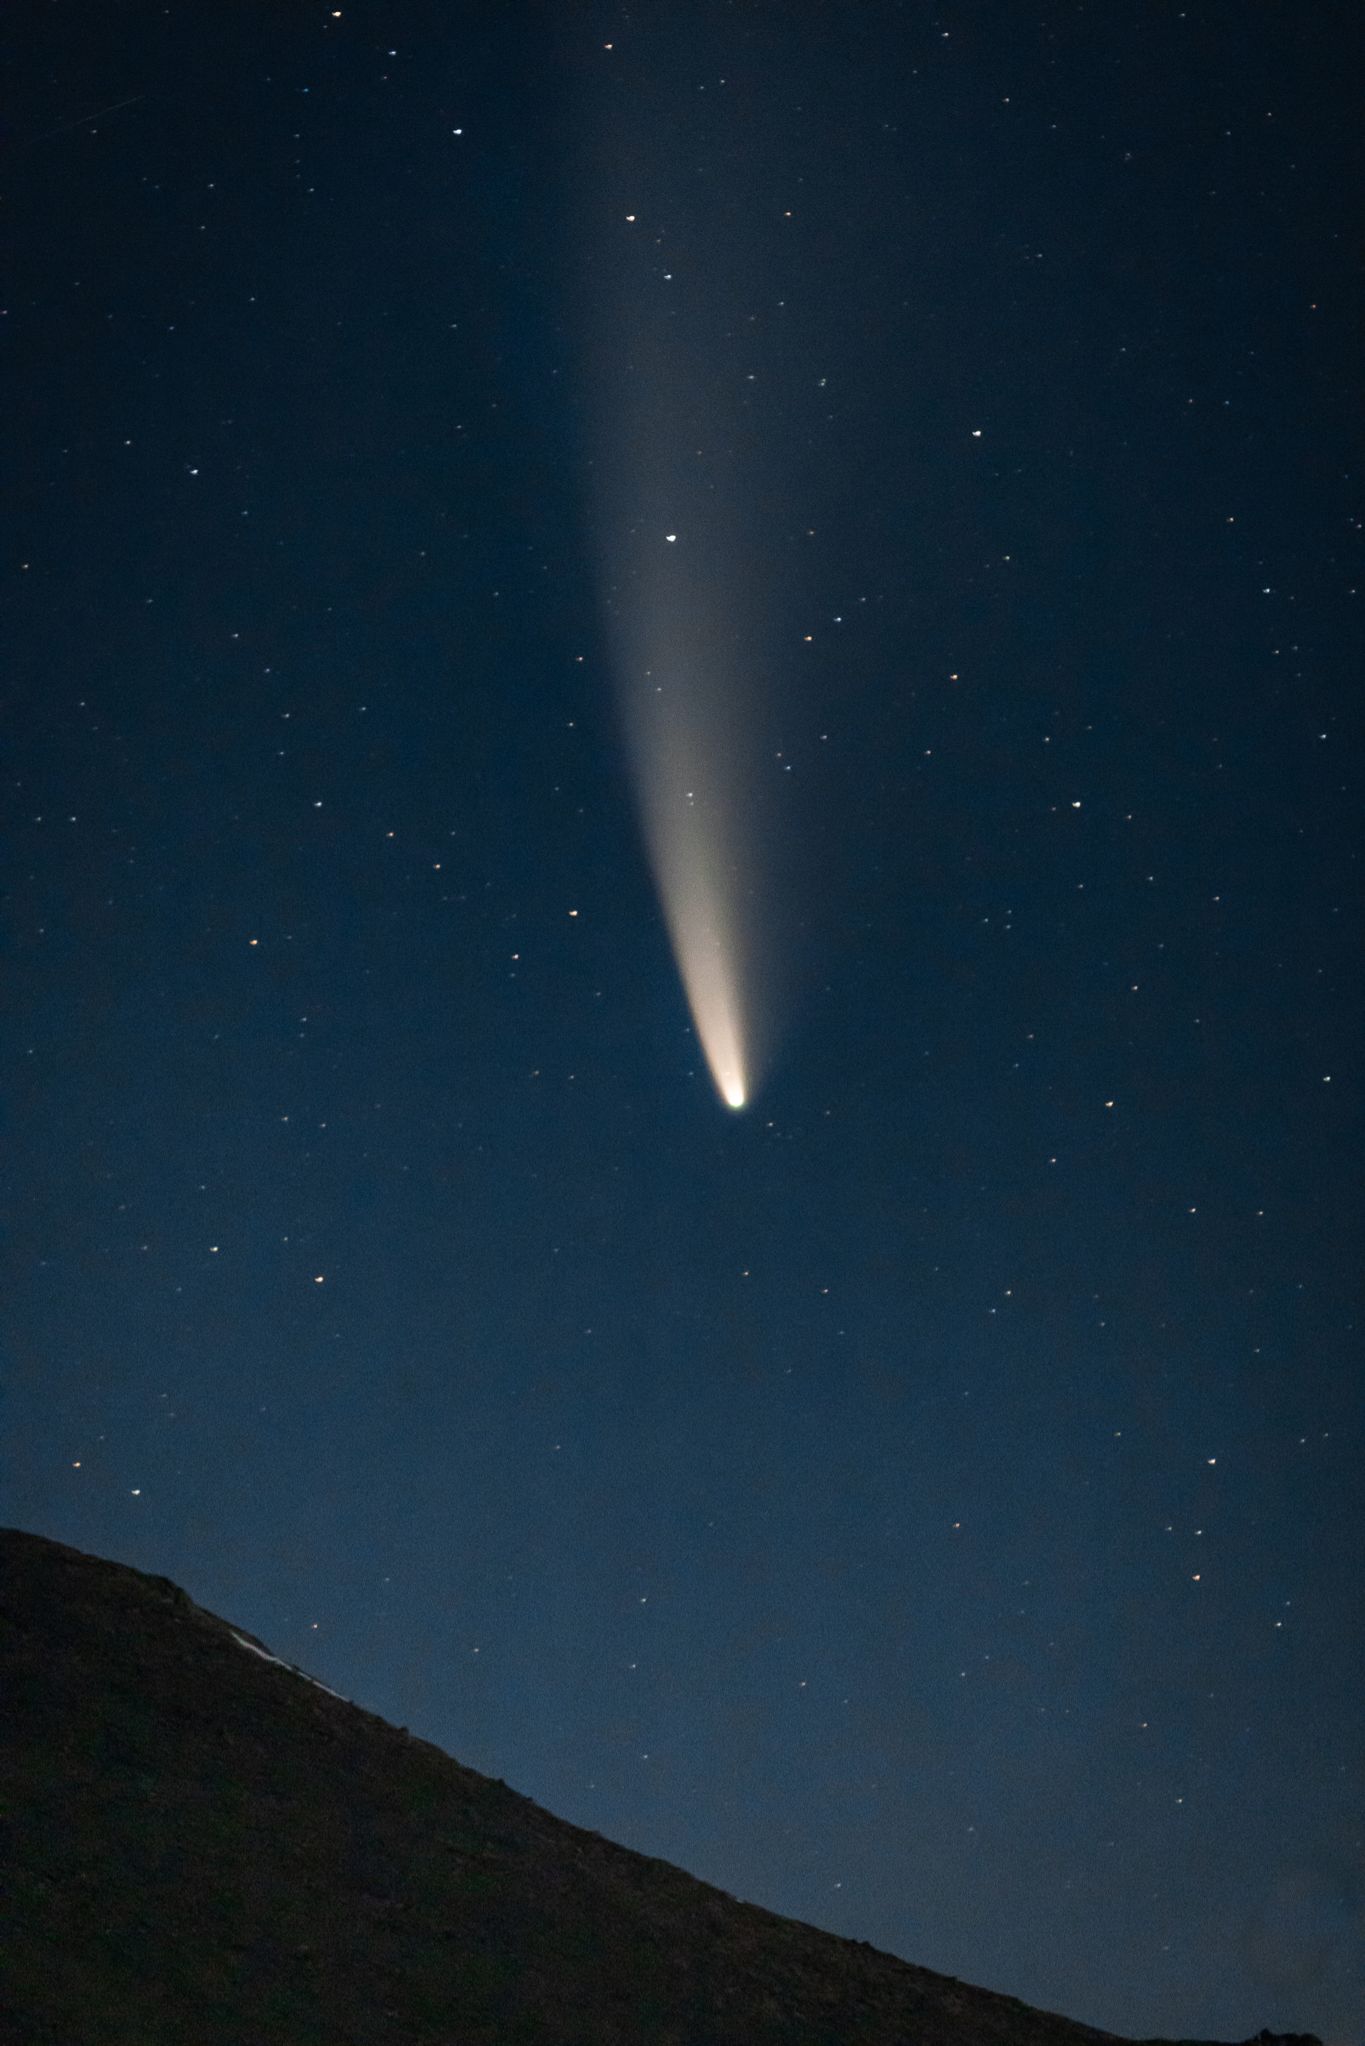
(0, 1528, 1322, 2046)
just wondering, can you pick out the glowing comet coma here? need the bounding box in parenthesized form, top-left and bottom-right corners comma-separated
(657, 872, 748, 1109)
(624, 700, 750, 1111)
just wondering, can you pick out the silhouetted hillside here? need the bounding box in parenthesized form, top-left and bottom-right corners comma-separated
(0, 1529, 1322, 2046)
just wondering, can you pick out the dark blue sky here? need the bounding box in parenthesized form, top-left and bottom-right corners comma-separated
(4, 5, 1360, 2038)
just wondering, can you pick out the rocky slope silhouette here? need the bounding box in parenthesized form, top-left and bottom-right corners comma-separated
(0, 1528, 1322, 2046)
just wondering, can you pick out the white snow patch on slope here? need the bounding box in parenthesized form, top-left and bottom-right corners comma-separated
(228, 1629, 347, 1701)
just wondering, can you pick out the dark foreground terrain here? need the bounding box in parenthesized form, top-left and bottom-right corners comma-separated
(0, 1528, 1322, 2046)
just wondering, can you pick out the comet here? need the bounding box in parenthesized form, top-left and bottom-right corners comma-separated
(584, 458, 775, 1116)
(572, 59, 780, 1111)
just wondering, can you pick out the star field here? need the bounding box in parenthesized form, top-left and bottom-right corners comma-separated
(3, 6, 1361, 2040)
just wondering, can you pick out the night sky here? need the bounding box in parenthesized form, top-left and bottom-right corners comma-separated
(4, 5, 1361, 2039)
